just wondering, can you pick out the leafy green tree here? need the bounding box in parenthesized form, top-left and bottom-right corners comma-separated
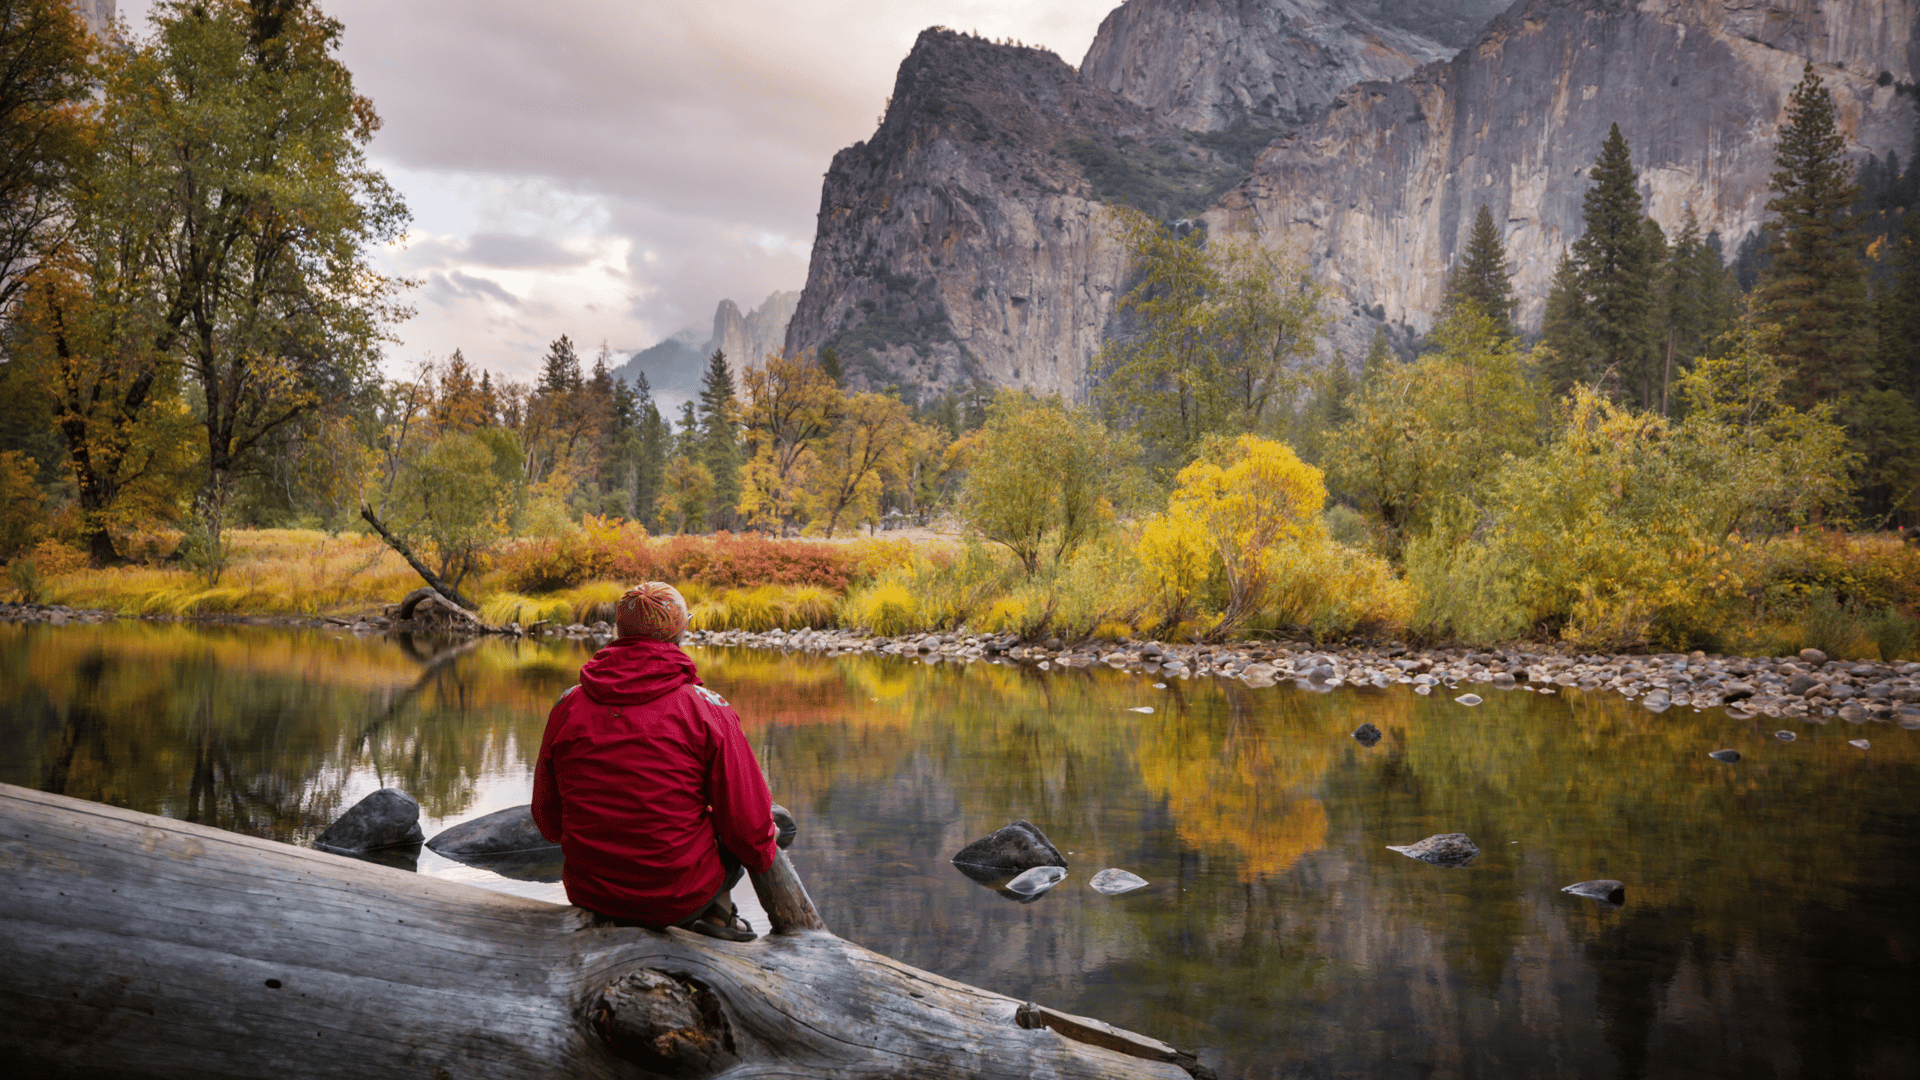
(1443, 204, 1515, 335)
(0, 0, 95, 316)
(656, 453, 713, 535)
(115, 0, 410, 568)
(1096, 208, 1321, 472)
(697, 349, 741, 529)
(1755, 64, 1874, 409)
(957, 391, 1126, 575)
(1326, 306, 1542, 555)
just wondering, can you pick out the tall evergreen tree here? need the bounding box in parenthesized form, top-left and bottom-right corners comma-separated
(1362, 327, 1394, 385)
(696, 350, 741, 528)
(1569, 124, 1661, 407)
(1538, 253, 1593, 397)
(1754, 64, 1874, 409)
(1655, 211, 1737, 413)
(1443, 204, 1516, 335)
(538, 335, 583, 397)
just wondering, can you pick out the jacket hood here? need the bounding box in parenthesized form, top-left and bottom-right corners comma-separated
(578, 637, 701, 706)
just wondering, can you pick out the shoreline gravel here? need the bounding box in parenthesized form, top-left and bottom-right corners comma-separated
(9, 602, 1919, 728)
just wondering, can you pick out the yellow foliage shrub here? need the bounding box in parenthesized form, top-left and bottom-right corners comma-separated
(841, 583, 921, 637)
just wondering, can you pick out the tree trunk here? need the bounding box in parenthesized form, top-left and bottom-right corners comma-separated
(0, 783, 1209, 1079)
(359, 505, 479, 611)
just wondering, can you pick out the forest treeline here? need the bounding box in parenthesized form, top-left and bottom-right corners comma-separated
(3, 0, 1918, 654)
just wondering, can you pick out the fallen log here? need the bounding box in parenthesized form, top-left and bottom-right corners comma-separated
(0, 783, 1209, 1079)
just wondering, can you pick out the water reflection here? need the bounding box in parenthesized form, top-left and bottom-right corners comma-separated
(2, 622, 1916, 1079)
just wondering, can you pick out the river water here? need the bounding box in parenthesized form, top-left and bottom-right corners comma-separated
(3, 621, 1916, 1078)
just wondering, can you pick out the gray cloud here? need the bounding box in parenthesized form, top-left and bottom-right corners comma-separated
(116, 0, 1120, 380)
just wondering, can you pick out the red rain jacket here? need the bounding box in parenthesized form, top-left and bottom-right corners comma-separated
(532, 638, 777, 924)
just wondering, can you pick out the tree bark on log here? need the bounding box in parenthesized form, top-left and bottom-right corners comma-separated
(0, 784, 1207, 1079)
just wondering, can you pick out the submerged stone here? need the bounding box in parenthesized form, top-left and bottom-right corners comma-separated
(1850, 739, 1871, 750)
(1351, 722, 1383, 747)
(1455, 693, 1483, 706)
(1774, 730, 1797, 741)
(316, 788, 424, 854)
(1004, 865, 1068, 897)
(952, 819, 1067, 872)
(1561, 879, 1626, 905)
(1089, 868, 1149, 895)
(1709, 749, 1741, 763)
(1386, 833, 1480, 867)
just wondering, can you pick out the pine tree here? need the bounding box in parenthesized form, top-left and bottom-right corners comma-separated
(1538, 253, 1592, 397)
(538, 335, 582, 397)
(1569, 124, 1661, 407)
(697, 350, 741, 528)
(1443, 204, 1516, 335)
(1755, 63, 1874, 409)
(1362, 327, 1393, 385)
(1656, 211, 1737, 413)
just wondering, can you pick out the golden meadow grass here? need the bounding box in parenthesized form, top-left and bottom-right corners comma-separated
(17, 525, 1920, 655)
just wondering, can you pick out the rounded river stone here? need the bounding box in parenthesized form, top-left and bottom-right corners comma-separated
(1386, 833, 1480, 867)
(1089, 868, 1149, 895)
(952, 819, 1067, 872)
(316, 788, 424, 853)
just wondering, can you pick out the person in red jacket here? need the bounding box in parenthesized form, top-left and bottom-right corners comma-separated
(532, 582, 778, 940)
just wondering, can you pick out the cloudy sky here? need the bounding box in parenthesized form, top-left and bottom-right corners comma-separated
(116, 0, 1123, 384)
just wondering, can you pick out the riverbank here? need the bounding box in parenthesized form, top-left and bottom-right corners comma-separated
(12, 600, 1916, 727)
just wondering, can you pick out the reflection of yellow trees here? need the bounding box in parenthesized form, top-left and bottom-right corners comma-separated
(1134, 688, 1344, 880)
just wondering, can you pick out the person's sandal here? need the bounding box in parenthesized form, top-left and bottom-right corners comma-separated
(689, 901, 757, 942)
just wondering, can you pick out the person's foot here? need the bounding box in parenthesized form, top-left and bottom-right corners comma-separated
(689, 899, 756, 942)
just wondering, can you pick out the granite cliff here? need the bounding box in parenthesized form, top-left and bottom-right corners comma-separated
(1078, 0, 1456, 132)
(711, 290, 799, 369)
(790, 0, 1920, 400)
(783, 28, 1246, 400)
(1211, 0, 1920, 353)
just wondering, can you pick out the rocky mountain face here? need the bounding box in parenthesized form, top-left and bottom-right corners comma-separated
(1212, 0, 1920, 353)
(789, 0, 1918, 401)
(614, 292, 799, 401)
(783, 28, 1246, 401)
(1351, 0, 1523, 49)
(1078, 0, 1456, 132)
(711, 290, 799, 369)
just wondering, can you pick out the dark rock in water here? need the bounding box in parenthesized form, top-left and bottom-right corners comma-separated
(452, 848, 565, 883)
(1774, 730, 1797, 741)
(426, 804, 555, 857)
(1089, 868, 1149, 895)
(1352, 722, 1383, 747)
(1561, 879, 1626, 906)
(1708, 749, 1741, 763)
(952, 819, 1067, 872)
(316, 788, 425, 853)
(772, 803, 798, 849)
(1386, 833, 1479, 867)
